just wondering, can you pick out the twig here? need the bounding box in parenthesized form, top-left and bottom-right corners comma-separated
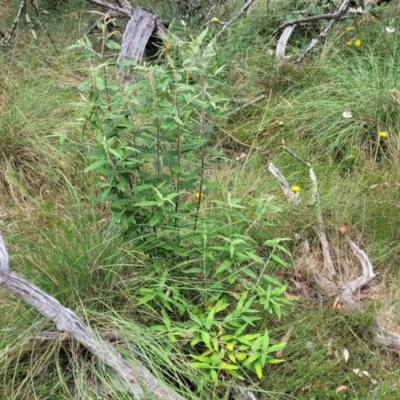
(226, 95, 266, 117)
(272, 13, 337, 38)
(86, 0, 133, 17)
(212, 0, 256, 41)
(0, 233, 186, 400)
(1, 0, 26, 48)
(295, 0, 352, 64)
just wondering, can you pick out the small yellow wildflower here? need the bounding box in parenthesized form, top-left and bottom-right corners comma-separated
(212, 17, 220, 23)
(195, 192, 203, 198)
(346, 40, 353, 46)
(379, 131, 388, 138)
(354, 39, 361, 47)
(345, 26, 354, 31)
(291, 185, 301, 192)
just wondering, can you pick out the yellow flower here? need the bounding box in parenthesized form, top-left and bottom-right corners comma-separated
(345, 26, 354, 31)
(346, 40, 353, 46)
(212, 17, 220, 23)
(291, 185, 300, 192)
(379, 131, 388, 138)
(195, 192, 203, 198)
(354, 39, 361, 47)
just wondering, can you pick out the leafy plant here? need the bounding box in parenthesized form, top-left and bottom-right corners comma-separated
(69, 30, 294, 387)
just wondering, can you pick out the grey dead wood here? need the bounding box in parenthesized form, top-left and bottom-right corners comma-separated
(0, 233, 186, 400)
(267, 159, 400, 354)
(116, 7, 169, 81)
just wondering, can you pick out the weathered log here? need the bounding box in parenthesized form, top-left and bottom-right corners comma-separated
(0, 233, 186, 400)
(116, 7, 169, 80)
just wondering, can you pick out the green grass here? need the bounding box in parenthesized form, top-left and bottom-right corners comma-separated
(2, 0, 400, 399)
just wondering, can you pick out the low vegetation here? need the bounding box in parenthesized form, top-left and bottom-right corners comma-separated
(1, 0, 400, 399)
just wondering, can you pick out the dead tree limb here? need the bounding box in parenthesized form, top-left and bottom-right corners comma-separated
(282, 147, 336, 279)
(273, 0, 354, 63)
(0, 233, 186, 400)
(226, 95, 266, 117)
(1, 0, 26, 47)
(295, 0, 352, 64)
(212, 0, 256, 40)
(338, 239, 376, 310)
(276, 25, 295, 58)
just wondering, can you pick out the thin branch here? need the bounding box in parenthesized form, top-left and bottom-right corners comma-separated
(86, 0, 133, 17)
(283, 147, 335, 278)
(212, 0, 256, 41)
(272, 13, 337, 38)
(226, 95, 266, 117)
(295, 0, 352, 64)
(1, 0, 26, 47)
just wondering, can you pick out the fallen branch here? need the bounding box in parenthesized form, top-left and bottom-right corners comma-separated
(338, 238, 376, 310)
(268, 162, 298, 204)
(212, 0, 256, 41)
(1, 0, 26, 47)
(374, 322, 400, 355)
(295, 0, 352, 64)
(276, 25, 295, 58)
(283, 147, 335, 279)
(226, 95, 266, 117)
(0, 233, 185, 400)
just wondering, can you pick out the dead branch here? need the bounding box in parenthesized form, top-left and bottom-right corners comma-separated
(212, 0, 256, 40)
(273, 13, 337, 38)
(86, 0, 133, 17)
(338, 239, 376, 310)
(295, 0, 352, 64)
(283, 147, 335, 279)
(276, 25, 295, 58)
(374, 322, 400, 355)
(1, 0, 26, 47)
(0, 233, 186, 400)
(268, 162, 298, 203)
(226, 95, 266, 117)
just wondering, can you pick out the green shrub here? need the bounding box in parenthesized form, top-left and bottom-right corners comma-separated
(68, 30, 293, 386)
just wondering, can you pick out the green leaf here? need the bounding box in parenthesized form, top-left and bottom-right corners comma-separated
(254, 361, 263, 379)
(184, 267, 203, 274)
(262, 330, 269, 353)
(215, 260, 232, 275)
(244, 352, 260, 366)
(106, 40, 121, 50)
(149, 213, 163, 227)
(264, 358, 285, 364)
(219, 362, 239, 370)
(266, 342, 286, 354)
(84, 158, 108, 172)
(241, 267, 257, 279)
(201, 332, 212, 350)
(95, 76, 105, 91)
(189, 362, 212, 369)
(271, 253, 291, 267)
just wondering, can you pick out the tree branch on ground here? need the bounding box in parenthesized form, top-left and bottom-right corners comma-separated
(0, 233, 186, 400)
